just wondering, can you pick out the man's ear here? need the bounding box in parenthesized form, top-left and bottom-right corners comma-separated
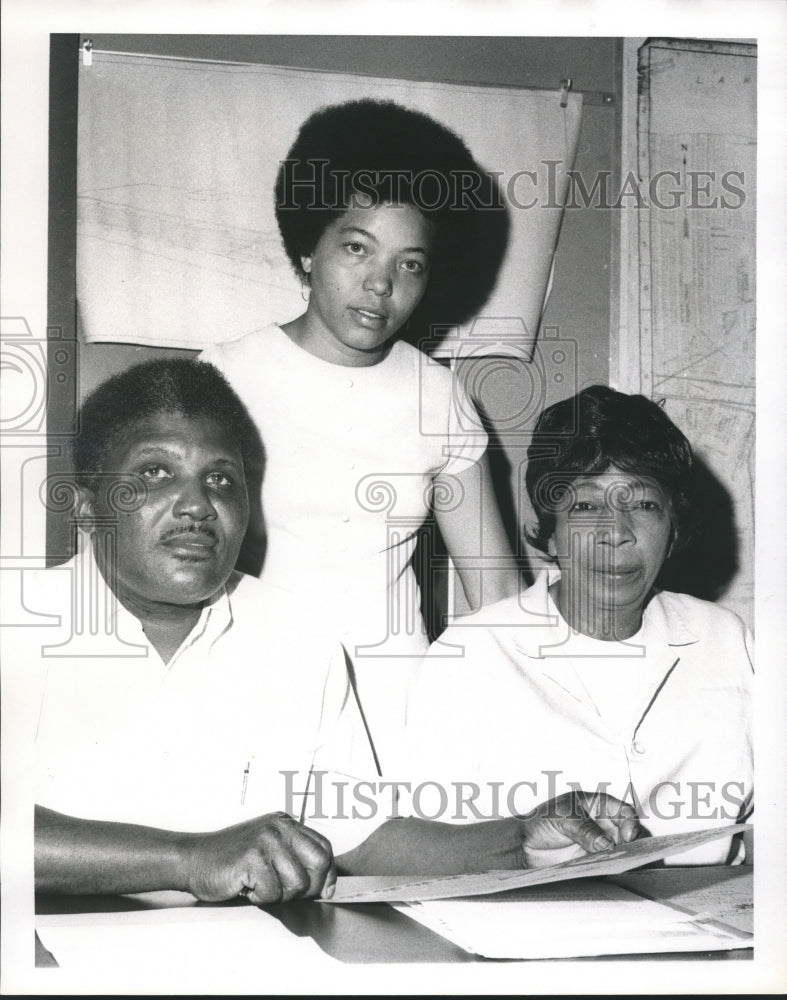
(74, 485, 96, 525)
(546, 536, 557, 560)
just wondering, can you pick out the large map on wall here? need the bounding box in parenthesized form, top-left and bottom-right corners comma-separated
(76, 52, 582, 356)
(638, 39, 756, 627)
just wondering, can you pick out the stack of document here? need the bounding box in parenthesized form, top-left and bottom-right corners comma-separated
(393, 880, 749, 959)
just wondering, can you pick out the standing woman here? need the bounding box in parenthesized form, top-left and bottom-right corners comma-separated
(201, 99, 520, 765)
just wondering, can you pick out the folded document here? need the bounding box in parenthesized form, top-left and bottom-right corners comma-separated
(328, 824, 751, 904)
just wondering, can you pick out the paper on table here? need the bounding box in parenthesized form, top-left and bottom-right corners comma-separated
(327, 824, 751, 903)
(391, 880, 753, 959)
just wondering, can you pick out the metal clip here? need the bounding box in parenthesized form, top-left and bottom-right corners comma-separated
(559, 77, 573, 109)
(82, 38, 93, 67)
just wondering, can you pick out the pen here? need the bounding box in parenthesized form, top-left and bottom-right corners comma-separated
(240, 761, 250, 805)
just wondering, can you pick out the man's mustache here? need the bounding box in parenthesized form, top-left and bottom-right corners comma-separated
(159, 525, 218, 543)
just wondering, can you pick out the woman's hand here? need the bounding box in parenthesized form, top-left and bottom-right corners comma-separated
(518, 790, 641, 868)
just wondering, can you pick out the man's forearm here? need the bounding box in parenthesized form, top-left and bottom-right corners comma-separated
(35, 805, 191, 895)
(336, 817, 520, 876)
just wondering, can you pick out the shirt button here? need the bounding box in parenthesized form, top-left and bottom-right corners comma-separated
(342, 514, 350, 523)
(347, 424, 353, 432)
(631, 740, 646, 756)
(345, 378, 354, 388)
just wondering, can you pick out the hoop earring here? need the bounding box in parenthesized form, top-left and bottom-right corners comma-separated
(300, 275, 311, 302)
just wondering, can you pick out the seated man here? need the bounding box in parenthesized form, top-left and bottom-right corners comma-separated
(13, 361, 639, 903)
(404, 386, 753, 866)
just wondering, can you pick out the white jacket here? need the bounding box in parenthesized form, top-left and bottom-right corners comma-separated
(406, 572, 753, 864)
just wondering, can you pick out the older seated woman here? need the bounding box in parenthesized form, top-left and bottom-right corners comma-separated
(404, 386, 753, 865)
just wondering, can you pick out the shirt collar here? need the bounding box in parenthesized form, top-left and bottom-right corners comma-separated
(643, 590, 699, 646)
(78, 531, 234, 664)
(510, 567, 566, 659)
(511, 565, 699, 658)
(171, 582, 233, 663)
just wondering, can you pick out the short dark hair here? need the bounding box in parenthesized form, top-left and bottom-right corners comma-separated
(274, 99, 502, 329)
(525, 385, 695, 554)
(73, 359, 261, 490)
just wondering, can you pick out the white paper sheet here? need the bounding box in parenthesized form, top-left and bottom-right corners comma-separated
(392, 880, 752, 959)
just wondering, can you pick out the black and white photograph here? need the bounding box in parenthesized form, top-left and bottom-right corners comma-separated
(1, 0, 785, 994)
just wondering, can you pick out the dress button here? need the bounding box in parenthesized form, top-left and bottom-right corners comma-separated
(345, 378, 354, 388)
(342, 514, 350, 523)
(631, 740, 645, 756)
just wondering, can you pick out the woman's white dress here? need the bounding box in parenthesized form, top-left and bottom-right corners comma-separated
(200, 324, 487, 764)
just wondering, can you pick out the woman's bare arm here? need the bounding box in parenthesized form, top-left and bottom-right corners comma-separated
(434, 455, 521, 611)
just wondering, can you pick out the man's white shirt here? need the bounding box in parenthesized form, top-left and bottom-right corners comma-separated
(12, 542, 379, 855)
